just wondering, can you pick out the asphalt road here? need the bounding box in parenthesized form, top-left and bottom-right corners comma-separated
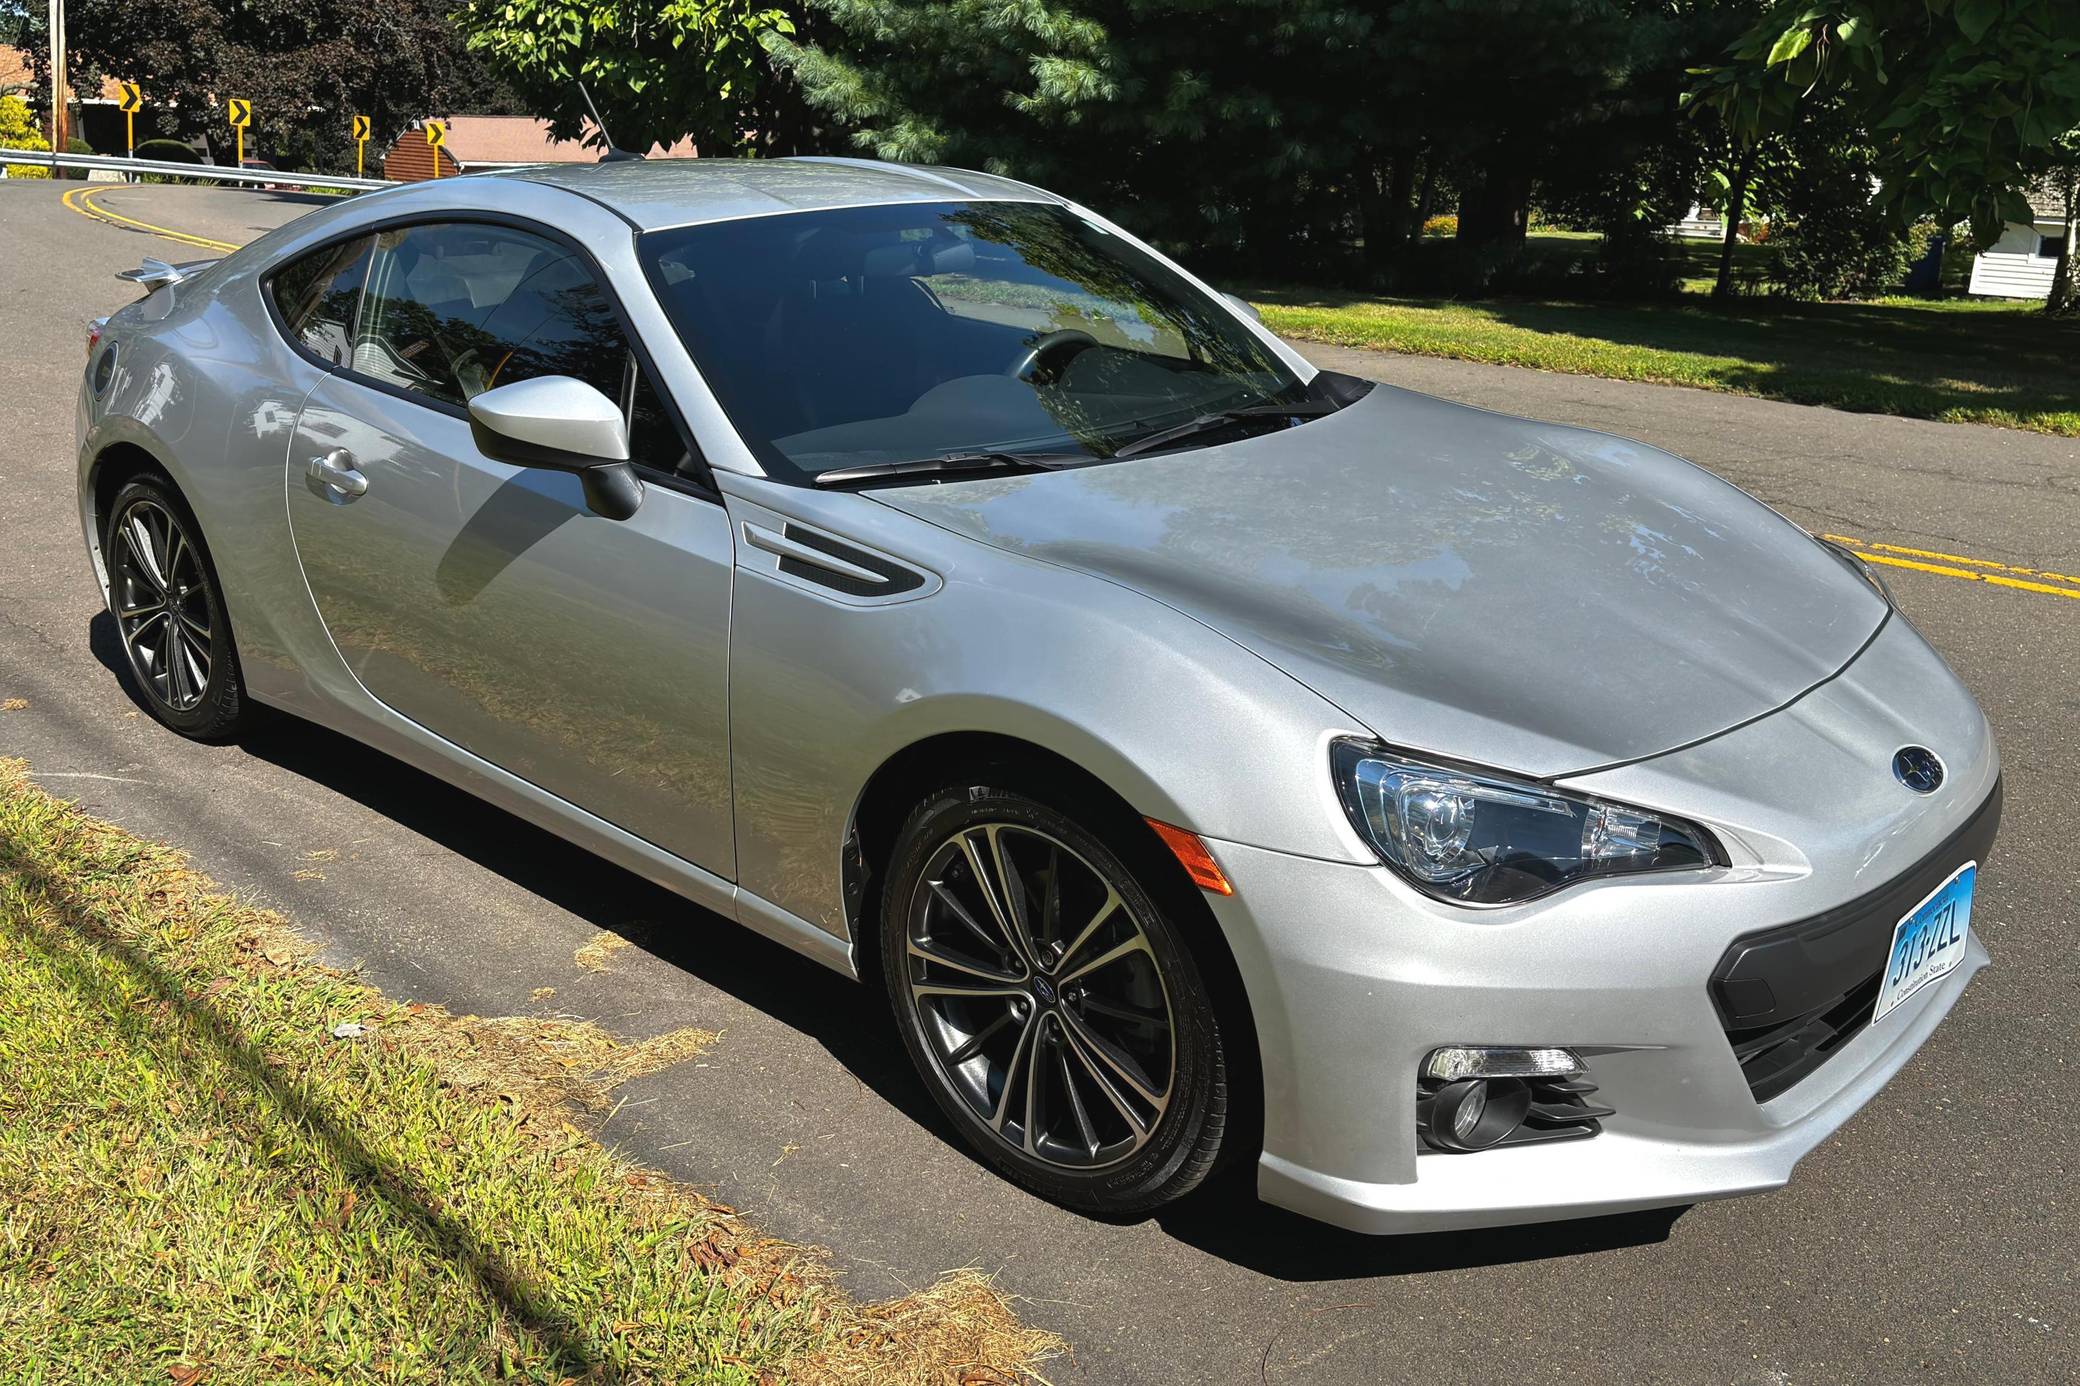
(2, 180, 2074, 1384)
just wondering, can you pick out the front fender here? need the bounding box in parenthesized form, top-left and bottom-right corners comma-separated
(720, 473, 1371, 942)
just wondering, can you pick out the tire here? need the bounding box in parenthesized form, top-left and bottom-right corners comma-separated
(880, 780, 1229, 1215)
(103, 474, 248, 741)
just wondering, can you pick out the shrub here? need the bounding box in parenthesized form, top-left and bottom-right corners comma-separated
(1421, 214, 1458, 238)
(1770, 205, 1917, 300)
(58, 136, 93, 179)
(134, 138, 202, 163)
(1, 95, 51, 179)
(133, 138, 204, 183)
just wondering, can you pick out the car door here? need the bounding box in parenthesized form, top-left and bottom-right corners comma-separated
(279, 218, 736, 875)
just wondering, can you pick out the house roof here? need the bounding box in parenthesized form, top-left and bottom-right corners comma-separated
(2026, 181, 2069, 220)
(395, 115, 699, 169)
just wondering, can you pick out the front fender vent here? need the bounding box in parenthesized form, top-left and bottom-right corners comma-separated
(740, 520, 930, 601)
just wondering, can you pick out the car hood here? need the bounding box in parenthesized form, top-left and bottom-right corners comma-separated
(871, 383, 1887, 777)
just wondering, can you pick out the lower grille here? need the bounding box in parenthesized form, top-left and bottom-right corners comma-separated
(1709, 779, 2000, 1104)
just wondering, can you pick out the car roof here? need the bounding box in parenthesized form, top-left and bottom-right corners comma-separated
(504, 157, 1062, 231)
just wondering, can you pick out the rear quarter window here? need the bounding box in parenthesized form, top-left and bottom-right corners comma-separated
(267, 236, 373, 367)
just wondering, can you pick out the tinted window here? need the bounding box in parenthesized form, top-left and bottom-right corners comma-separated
(640, 201, 1303, 483)
(349, 222, 687, 474)
(270, 235, 372, 367)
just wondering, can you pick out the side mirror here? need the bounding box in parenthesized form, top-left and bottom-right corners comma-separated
(1223, 292, 1262, 323)
(467, 375, 643, 520)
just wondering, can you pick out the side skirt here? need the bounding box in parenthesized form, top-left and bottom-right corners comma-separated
(242, 685, 860, 980)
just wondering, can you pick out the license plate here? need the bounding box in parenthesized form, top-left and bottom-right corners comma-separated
(1872, 861, 1976, 1026)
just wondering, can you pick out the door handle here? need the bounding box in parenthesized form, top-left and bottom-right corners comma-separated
(305, 448, 368, 502)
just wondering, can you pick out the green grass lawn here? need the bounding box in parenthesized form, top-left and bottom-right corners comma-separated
(1255, 286, 2080, 436)
(0, 757, 1056, 1384)
(1251, 233, 2080, 436)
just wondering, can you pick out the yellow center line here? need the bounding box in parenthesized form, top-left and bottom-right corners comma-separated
(1824, 533, 2080, 602)
(62, 184, 242, 254)
(1819, 533, 2080, 588)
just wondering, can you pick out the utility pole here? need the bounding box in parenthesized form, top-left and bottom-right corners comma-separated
(46, 0, 68, 155)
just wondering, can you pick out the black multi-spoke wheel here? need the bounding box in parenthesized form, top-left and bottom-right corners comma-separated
(104, 476, 246, 739)
(883, 783, 1228, 1214)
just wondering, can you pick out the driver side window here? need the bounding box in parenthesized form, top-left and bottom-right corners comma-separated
(351, 222, 686, 474)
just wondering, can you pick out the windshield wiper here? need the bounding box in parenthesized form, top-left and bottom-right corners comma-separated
(814, 450, 1084, 488)
(1108, 399, 1341, 461)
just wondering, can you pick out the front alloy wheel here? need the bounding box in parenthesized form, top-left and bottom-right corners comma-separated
(883, 785, 1227, 1214)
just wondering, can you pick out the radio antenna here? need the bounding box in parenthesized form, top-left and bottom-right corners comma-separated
(576, 81, 644, 162)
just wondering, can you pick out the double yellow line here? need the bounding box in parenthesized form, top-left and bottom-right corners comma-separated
(62, 184, 241, 253)
(1823, 534, 2080, 603)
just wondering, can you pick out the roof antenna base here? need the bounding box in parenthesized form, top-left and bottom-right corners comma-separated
(576, 82, 645, 163)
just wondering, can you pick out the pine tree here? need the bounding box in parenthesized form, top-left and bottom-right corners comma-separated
(767, 1, 1697, 276)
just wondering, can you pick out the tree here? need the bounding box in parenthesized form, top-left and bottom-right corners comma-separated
(2042, 132, 2080, 315)
(765, 0, 1318, 267)
(34, 0, 520, 171)
(453, 0, 810, 156)
(1694, 1, 2080, 247)
(765, 0, 1709, 279)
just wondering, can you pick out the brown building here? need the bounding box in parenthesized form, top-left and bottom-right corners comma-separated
(379, 115, 697, 183)
(1, 43, 126, 144)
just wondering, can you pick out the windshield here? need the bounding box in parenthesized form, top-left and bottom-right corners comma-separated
(639, 201, 1307, 484)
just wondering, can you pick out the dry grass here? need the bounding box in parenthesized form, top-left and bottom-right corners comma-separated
(0, 757, 1062, 1384)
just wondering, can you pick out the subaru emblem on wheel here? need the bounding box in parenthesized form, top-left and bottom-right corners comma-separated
(75, 156, 2000, 1234)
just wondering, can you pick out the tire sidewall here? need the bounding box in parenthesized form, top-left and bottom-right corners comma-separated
(105, 476, 242, 740)
(879, 781, 1224, 1214)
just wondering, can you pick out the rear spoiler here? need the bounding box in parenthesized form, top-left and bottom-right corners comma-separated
(116, 256, 219, 293)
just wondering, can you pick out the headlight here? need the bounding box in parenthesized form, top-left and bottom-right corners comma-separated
(1331, 740, 1719, 905)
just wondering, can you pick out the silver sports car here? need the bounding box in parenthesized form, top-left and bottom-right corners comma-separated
(77, 159, 1998, 1233)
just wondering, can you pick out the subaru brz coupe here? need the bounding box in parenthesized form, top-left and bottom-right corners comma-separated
(77, 159, 1998, 1232)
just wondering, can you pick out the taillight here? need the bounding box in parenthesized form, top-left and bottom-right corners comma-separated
(87, 317, 107, 358)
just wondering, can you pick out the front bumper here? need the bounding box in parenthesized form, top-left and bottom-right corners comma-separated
(1206, 614, 1999, 1235)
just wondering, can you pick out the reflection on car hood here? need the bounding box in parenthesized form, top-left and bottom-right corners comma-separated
(871, 383, 1888, 777)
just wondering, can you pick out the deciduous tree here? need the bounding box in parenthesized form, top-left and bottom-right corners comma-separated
(1693, 0, 2080, 243)
(33, 0, 518, 170)
(453, 0, 811, 155)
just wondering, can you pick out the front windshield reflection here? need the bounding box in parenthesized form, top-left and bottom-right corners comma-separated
(640, 200, 1303, 482)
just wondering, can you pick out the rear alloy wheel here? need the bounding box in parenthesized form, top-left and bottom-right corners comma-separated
(105, 476, 246, 740)
(882, 785, 1228, 1214)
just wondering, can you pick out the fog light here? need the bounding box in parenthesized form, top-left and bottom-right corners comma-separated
(1426, 1078, 1532, 1152)
(1416, 1048, 1614, 1153)
(1423, 1045, 1584, 1083)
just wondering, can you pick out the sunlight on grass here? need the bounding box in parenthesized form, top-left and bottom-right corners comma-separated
(1254, 293, 2080, 437)
(0, 759, 1060, 1384)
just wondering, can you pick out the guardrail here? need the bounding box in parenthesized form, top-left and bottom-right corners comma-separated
(0, 147, 392, 192)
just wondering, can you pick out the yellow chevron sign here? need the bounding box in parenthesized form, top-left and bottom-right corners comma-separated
(424, 119, 446, 149)
(226, 98, 251, 129)
(118, 82, 143, 114)
(351, 114, 370, 143)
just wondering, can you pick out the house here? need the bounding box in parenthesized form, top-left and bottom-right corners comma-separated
(1968, 185, 2073, 300)
(379, 115, 698, 183)
(0, 43, 126, 145)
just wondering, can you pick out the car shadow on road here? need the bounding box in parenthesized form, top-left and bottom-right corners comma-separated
(1157, 1165, 1689, 1280)
(90, 610, 1692, 1282)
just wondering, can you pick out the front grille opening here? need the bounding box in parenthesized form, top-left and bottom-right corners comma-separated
(1708, 779, 2000, 1106)
(1724, 970, 1881, 1104)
